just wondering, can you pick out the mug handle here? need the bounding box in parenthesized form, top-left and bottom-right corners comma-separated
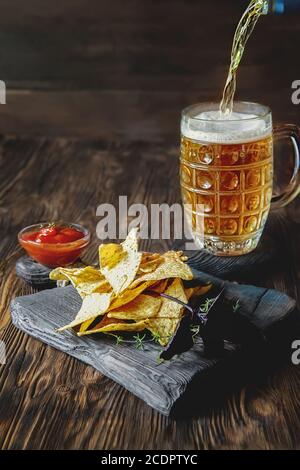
(271, 124, 300, 209)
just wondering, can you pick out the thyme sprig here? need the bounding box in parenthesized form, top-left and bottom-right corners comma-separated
(151, 331, 162, 344)
(133, 333, 147, 350)
(107, 333, 124, 345)
(199, 297, 217, 314)
(232, 299, 241, 313)
(190, 324, 201, 343)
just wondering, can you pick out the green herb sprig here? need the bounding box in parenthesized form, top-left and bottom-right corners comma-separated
(232, 299, 241, 313)
(199, 297, 216, 314)
(190, 324, 200, 343)
(133, 333, 147, 350)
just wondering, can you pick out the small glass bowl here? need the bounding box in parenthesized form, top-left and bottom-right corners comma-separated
(18, 222, 91, 268)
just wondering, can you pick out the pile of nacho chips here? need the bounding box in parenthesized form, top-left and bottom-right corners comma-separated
(50, 228, 207, 346)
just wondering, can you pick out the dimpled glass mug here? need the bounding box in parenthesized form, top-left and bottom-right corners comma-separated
(180, 101, 300, 256)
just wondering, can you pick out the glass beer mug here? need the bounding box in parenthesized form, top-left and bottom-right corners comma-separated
(180, 101, 300, 256)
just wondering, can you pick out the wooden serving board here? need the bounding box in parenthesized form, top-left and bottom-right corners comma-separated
(10, 268, 298, 416)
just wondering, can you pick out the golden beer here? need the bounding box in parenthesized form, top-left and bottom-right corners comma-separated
(179, 1, 300, 256)
(180, 102, 274, 255)
(220, 0, 268, 114)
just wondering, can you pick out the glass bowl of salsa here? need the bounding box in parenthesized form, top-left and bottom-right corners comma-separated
(18, 222, 91, 268)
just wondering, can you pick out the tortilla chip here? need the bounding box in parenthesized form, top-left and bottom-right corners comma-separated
(55, 232, 196, 343)
(78, 315, 147, 336)
(138, 252, 162, 274)
(50, 266, 110, 298)
(99, 243, 126, 270)
(131, 251, 193, 288)
(107, 294, 162, 321)
(185, 284, 212, 300)
(145, 278, 188, 346)
(149, 279, 169, 294)
(79, 318, 95, 333)
(109, 280, 156, 310)
(99, 228, 142, 295)
(141, 252, 161, 263)
(58, 292, 112, 331)
(79, 281, 158, 333)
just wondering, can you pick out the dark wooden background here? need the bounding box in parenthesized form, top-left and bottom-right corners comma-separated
(1, 0, 300, 450)
(0, 0, 299, 139)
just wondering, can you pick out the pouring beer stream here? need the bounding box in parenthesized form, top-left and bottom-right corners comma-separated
(180, 2, 300, 256)
(220, 0, 268, 116)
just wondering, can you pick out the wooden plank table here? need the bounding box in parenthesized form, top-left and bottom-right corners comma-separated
(0, 0, 300, 451)
(0, 135, 300, 450)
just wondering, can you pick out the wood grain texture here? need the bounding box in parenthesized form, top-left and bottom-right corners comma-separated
(0, 136, 300, 449)
(0, 0, 300, 450)
(9, 285, 235, 417)
(0, 1, 299, 139)
(0, 0, 298, 92)
(10, 274, 296, 416)
(15, 256, 56, 289)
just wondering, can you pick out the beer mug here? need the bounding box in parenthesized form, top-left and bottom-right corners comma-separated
(180, 101, 300, 256)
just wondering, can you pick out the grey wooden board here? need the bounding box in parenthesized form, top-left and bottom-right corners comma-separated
(174, 223, 277, 280)
(10, 274, 297, 416)
(15, 256, 56, 289)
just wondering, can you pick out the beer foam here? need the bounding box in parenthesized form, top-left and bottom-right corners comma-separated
(182, 110, 272, 144)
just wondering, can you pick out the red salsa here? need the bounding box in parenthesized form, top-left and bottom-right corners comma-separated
(19, 223, 90, 267)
